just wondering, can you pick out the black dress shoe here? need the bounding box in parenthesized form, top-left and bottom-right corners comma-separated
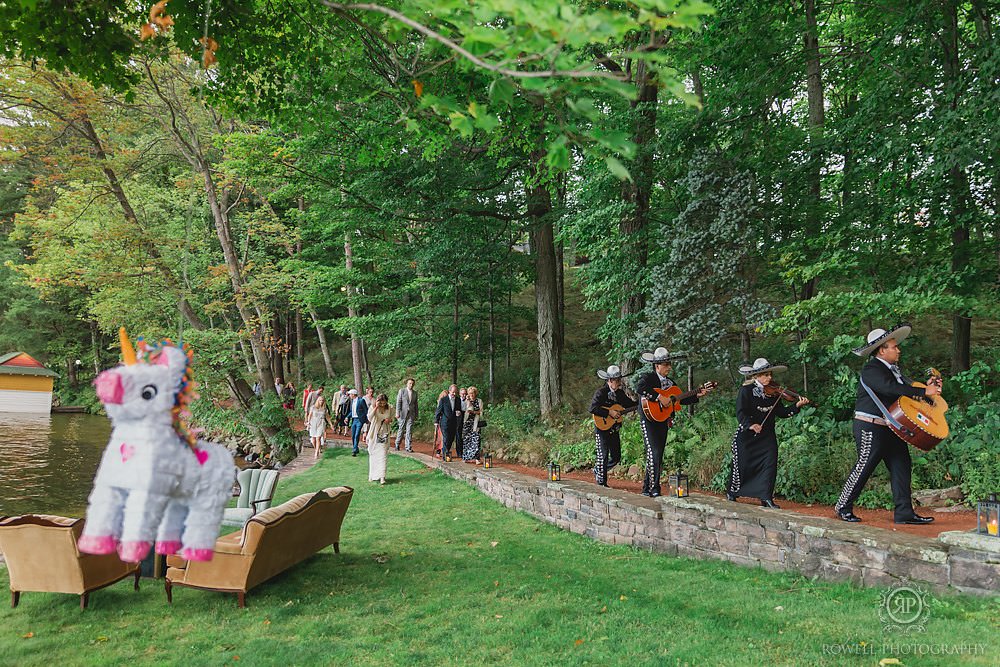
(641, 491, 651, 497)
(650, 491, 661, 498)
(895, 514, 935, 525)
(837, 510, 861, 522)
(726, 492, 738, 502)
(760, 499, 780, 509)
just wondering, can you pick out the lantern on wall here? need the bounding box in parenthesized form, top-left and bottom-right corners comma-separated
(444, 454, 453, 462)
(547, 462, 561, 482)
(483, 453, 493, 469)
(977, 493, 1000, 537)
(668, 472, 689, 498)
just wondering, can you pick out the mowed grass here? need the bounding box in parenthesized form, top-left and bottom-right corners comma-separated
(1, 450, 997, 666)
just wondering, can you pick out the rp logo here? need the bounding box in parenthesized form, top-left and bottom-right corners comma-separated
(879, 584, 930, 634)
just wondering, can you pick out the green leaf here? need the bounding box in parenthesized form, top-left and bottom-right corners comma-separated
(605, 156, 632, 182)
(489, 78, 515, 108)
(545, 136, 571, 171)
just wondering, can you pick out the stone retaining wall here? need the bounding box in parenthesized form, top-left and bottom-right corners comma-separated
(406, 452, 999, 597)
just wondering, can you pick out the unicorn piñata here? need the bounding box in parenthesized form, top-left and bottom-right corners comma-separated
(78, 328, 235, 563)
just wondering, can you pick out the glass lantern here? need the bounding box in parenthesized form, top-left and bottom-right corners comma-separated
(977, 493, 999, 537)
(483, 453, 493, 469)
(547, 462, 561, 481)
(668, 472, 689, 498)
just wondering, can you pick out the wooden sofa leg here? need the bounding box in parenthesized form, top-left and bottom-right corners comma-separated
(237, 592, 246, 608)
(133, 568, 141, 591)
(165, 580, 173, 604)
(80, 592, 89, 610)
(11, 591, 19, 608)
(333, 542, 340, 554)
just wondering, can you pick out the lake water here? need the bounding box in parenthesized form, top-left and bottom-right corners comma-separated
(0, 413, 110, 517)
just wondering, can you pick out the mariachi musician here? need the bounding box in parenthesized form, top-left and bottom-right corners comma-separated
(727, 358, 809, 508)
(589, 365, 638, 488)
(635, 348, 707, 497)
(834, 324, 940, 524)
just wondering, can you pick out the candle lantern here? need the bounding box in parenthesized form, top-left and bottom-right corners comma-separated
(444, 454, 453, 462)
(977, 493, 1000, 537)
(483, 453, 493, 469)
(547, 462, 561, 482)
(668, 472, 689, 498)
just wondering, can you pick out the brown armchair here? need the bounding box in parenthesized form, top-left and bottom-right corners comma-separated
(0, 515, 140, 610)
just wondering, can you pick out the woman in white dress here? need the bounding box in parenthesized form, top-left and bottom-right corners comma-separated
(366, 393, 393, 485)
(307, 395, 333, 460)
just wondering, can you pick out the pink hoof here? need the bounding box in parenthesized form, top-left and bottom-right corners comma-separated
(118, 540, 152, 562)
(181, 548, 214, 562)
(155, 540, 183, 555)
(78, 534, 117, 555)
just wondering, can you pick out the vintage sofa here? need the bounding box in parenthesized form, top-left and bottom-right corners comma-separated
(0, 514, 140, 609)
(165, 486, 353, 607)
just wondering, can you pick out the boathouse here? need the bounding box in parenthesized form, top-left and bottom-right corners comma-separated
(0, 352, 59, 413)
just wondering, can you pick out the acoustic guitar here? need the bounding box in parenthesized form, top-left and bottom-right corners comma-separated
(593, 404, 639, 431)
(640, 382, 718, 422)
(888, 368, 948, 452)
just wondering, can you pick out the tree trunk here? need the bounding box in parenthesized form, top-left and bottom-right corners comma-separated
(295, 308, 304, 385)
(942, 0, 973, 373)
(452, 283, 460, 385)
(488, 277, 496, 404)
(308, 306, 335, 378)
(529, 155, 562, 417)
(90, 322, 101, 377)
(619, 58, 658, 373)
(197, 158, 278, 394)
(345, 233, 364, 391)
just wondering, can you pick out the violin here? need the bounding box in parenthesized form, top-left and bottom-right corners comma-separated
(763, 384, 813, 406)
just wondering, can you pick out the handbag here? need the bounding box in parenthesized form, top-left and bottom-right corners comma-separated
(477, 419, 488, 429)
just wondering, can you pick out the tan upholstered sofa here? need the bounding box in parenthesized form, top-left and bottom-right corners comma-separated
(165, 486, 353, 607)
(0, 515, 140, 609)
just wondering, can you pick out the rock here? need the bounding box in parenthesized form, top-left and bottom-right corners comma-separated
(932, 505, 969, 513)
(627, 465, 640, 479)
(913, 485, 964, 507)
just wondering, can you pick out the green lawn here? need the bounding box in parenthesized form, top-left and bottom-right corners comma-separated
(2, 449, 997, 666)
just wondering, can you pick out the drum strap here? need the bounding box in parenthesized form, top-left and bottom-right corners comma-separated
(859, 375, 915, 439)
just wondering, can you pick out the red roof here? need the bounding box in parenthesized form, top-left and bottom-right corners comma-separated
(0, 352, 59, 377)
(1, 353, 46, 369)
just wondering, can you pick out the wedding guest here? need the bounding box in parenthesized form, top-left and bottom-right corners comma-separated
(366, 394, 393, 485)
(461, 386, 484, 465)
(307, 395, 333, 460)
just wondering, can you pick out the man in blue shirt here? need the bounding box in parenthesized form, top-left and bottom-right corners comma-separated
(348, 389, 368, 457)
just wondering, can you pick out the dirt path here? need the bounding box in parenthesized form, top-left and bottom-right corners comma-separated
(318, 429, 975, 538)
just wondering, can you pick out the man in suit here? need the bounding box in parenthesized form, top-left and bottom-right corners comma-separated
(635, 348, 706, 497)
(394, 378, 419, 452)
(835, 324, 940, 525)
(589, 365, 637, 488)
(435, 384, 463, 460)
(347, 388, 368, 457)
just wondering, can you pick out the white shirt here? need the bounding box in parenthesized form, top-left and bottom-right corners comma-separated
(351, 398, 359, 417)
(876, 357, 904, 384)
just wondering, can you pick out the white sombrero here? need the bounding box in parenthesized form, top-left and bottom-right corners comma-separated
(738, 358, 788, 376)
(640, 347, 686, 364)
(851, 323, 912, 357)
(597, 365, 628, 380)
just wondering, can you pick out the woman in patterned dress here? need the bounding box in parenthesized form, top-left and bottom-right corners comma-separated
(461, 386, 484, 464)
(727, 359, 809, 508)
